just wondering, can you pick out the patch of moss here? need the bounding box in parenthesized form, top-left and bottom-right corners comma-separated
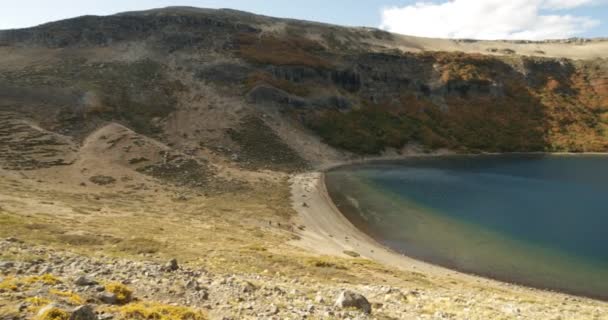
(0, 276, 19, 292)
(49, 289, 84, 305)
(36, 307, 69, 320)
(25, 297, 52, 313)
(105, 283, 133, 305)
(116, 302, 207, 320)
(25, 274, 61, 285)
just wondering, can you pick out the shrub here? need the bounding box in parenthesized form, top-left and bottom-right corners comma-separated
(118, 302, 207, 320)
(25, 297, 52, 313)
(105, 283, 133, 304)
(36, 307, 69, 320)
(25, 274, 61, 285)
(237, 33, 332, 69)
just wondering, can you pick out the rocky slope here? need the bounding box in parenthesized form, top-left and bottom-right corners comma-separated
(0, 6, 607, 165)
(1, 6, 608, 320)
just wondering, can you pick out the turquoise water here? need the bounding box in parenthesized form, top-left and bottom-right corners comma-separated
(325, 155, 608, 300)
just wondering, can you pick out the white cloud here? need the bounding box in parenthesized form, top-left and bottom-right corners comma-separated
(379, 0, 601, 40)
(543, 0, 595, 9)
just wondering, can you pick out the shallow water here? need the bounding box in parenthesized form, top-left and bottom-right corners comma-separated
(325, 155, 608, 300)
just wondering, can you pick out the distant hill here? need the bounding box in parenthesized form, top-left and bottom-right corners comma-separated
(0, 6, 607, 174)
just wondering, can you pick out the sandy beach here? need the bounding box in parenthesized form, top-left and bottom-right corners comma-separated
(290, 171, 471, 277)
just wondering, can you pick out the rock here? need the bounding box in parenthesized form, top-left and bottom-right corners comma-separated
(306, 304, 315, 313)
(343, 250, 360, 258)
(70, 305, 96, 320)
(186, 280, 201, 291)
(162, 259, 179, 272)
(89, 175, 116, 186)
(267, 304, 279, 315)
(40, 266, 54, 274)
(74, 275, 98, 286)
(99, 292, 118, 305)
(334, 290, 372, 314)
(18, 302, 28, 311)
(315, 294, 325, 304)
(240, 281, 257, 293)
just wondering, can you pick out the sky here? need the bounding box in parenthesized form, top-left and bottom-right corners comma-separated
(1, 0, 607, 40)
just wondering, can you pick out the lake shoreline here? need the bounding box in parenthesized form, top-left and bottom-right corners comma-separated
(291, 152, 608, 303)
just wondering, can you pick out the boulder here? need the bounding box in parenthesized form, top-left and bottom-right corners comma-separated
(0, 261, 15, 269)
(99, 292, 118, 305)
(70, 305, 97, 320)
(334, 290, 372, 314)
(74, 275, 98, 286)
(162, 258, 179, 272)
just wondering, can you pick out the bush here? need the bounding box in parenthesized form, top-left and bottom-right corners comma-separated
(237, 33, 332, 69)
(118, 302, 207, 320)
(36, 307, 69, 320)
(105, 283, 133, 304)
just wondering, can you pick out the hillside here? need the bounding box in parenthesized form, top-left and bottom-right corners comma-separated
(0, 7, 607, 320)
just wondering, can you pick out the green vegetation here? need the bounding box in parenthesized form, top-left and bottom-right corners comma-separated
(227, 115, 309, 172)
(308, 107, 419, 154)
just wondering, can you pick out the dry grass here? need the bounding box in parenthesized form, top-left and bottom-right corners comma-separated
(0, 175, 428, 287)
(1, 170, 607, 319)
(0, 274, 61, 293)
(24, 297, 52, 313)
(49, 289, 84, 305)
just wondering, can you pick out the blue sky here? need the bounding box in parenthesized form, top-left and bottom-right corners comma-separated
(2, 0, 607, 39)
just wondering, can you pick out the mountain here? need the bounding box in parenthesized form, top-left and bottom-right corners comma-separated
(1, 6, 607, 171)
(1, 7, 607, 319)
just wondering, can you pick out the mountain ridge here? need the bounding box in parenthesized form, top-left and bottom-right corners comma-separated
(1, 6, 607, 166)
